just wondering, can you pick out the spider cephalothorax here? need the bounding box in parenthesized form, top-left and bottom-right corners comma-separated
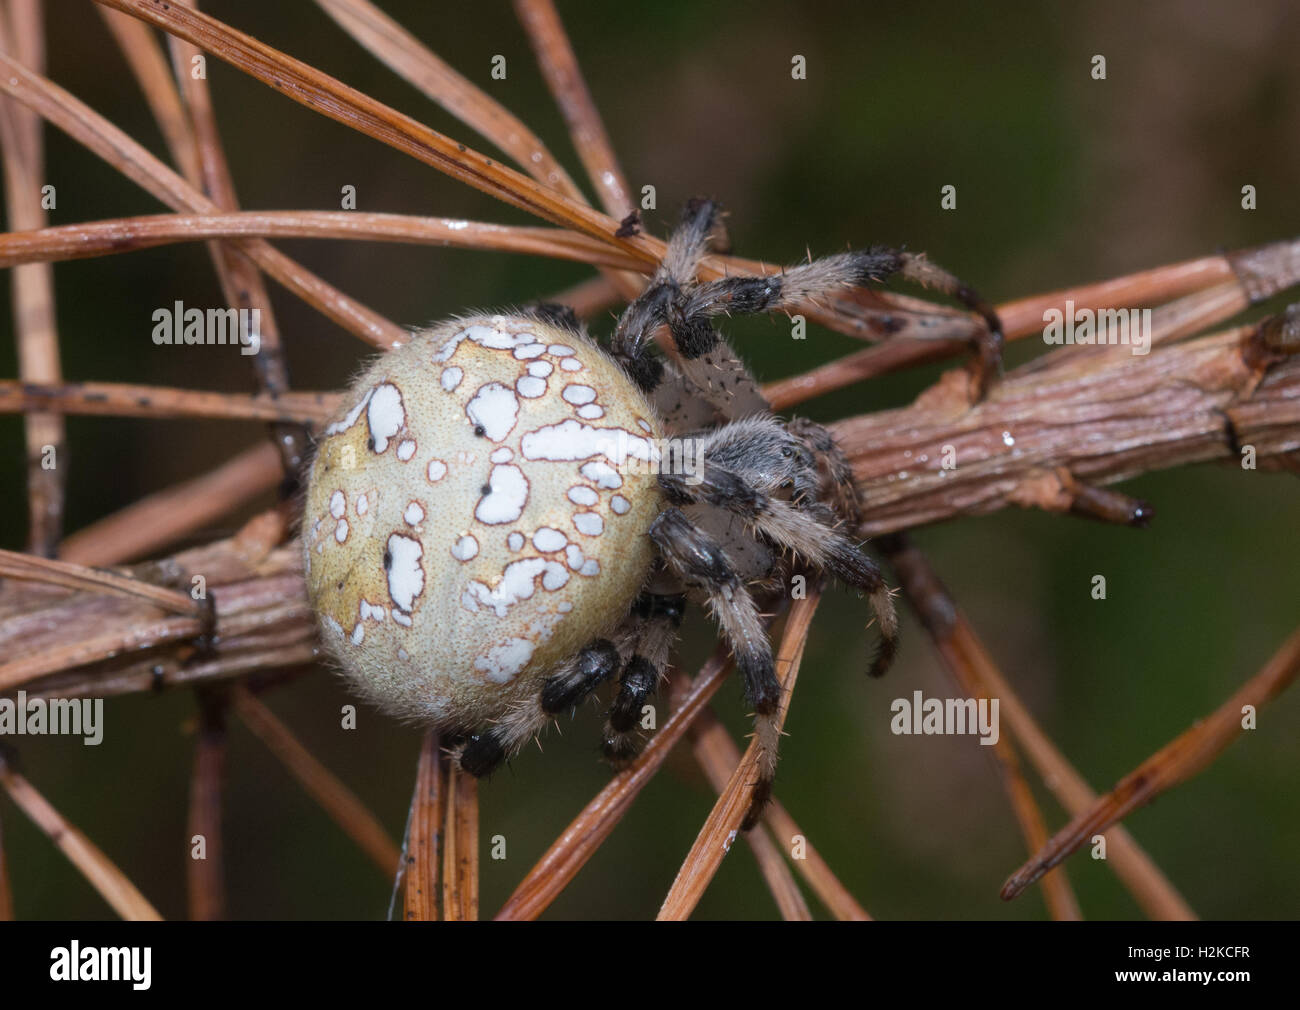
(303, 200, 1001, 824)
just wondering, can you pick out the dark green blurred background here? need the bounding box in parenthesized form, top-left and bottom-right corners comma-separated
(1, 0, 1297, 919)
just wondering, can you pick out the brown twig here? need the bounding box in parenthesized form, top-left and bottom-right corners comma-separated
(93, 0, 972, 349)
(0, 0, 1287, 928)
(764, 238, 1300, 410)
(441, 758, 478, 921)
(401, 730, 441, 921)
(0, 547, 202, 615)
(230, 685, 400, 875)
(163, 0, 305, 475)
(0, 753, 162, 919)
(0, 51, 406, 347)
(513, 0, 632, 220)
(0, 613, 206, 689)
(688, 711, 812, 920)
(737, 810, 812, 920)
(186, 687, 227, 920)
(835, 325, 1300, 536)
(315, 0, 646, 303)
(495, 646, 732, 920)
(2, 527, 316, 700)
(758, 793, 872, 921)
(17, 639, 318, 703)
(312, 0, 578, 197)
(1002, 625, 1300, 901)
(689, 707, 872, 921)
(513, 0, 648, 304)
(0, 2, 64, 556)
(94, 0, 660, 260)
(0, 380, 337, 425)
(89, 0, 1281, 375)
(990, 738, 1082, 920)
(0, 211, 645, 270)
(5, 314, 1294, 709)
(69, 2, 1003, 357)
(658, 590, 822, 920)
(59, 441, 283, 567)
(878, 536, 1081, 918)
(883, 537, 1196, 920)
(96, 4, 202, 182)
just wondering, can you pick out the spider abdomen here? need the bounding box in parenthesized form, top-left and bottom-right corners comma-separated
(303, 314, 664, 728)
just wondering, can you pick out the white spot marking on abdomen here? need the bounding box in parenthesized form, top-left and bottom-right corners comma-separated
(451, 534, 479, 561)
(474, 638, 535, 684)
(438, 323, 542, 363)
(516, 375, 547, 399)
(462, 557, 569, 616)
(475, 465, 529, 524)
(325, 387, 373, 436)
(533, 527, 567, 552)
(466, 382, 520, 442)
(367, 383, 404, 452)
(386, 534, 425, 612)
(573, 512, 604, 537)
(520, 420, 658, 465)
(567, 485, 598, 506)
(580, 461, 622, 489)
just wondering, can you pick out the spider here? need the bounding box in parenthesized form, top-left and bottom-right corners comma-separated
(302, 199, 1003, 826)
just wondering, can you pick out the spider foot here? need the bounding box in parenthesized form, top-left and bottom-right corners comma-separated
(740, 776, 773, 832)
(887, 251, 1005, 403)
(740, 703, 782, 831)
(456, 730, 507, 778)
(967, 321, 1006, 403)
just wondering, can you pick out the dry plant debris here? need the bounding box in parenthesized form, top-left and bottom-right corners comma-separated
(0, 0, 1296, 921)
